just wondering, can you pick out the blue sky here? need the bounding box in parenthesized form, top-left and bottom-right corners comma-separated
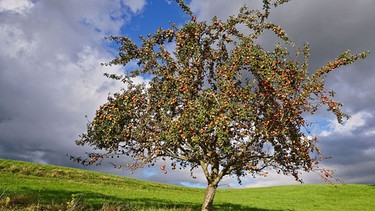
(0, 0, 374, 188)
(124, 0, 189, 34)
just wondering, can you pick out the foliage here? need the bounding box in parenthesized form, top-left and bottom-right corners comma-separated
(74, 0, 368, 210)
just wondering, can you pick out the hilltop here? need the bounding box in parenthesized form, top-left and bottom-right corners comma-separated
(0, 159, 374, 210)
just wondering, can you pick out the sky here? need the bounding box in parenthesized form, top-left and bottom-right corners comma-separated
(0, 0, 374, 188)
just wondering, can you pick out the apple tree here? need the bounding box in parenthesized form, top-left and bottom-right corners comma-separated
(73, 0, 367, 210)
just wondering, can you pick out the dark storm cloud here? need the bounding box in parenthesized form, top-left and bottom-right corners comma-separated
(269, 1, 375, 185)
(189, 0, 375, 186)
(271, 0, 375, 112)
(0, 0, 373, 188)
(0, 0, 143, 168)
(0, 0, 183, 187)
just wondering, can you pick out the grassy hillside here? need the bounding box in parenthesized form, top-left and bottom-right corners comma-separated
(0, 159, 374, 210)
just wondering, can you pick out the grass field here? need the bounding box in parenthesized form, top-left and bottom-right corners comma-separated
(0, 158, 374, 210)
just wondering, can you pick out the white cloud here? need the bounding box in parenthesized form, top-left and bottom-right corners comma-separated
(165, 0, 173, 5)
(319, 112, 372, 137)
(122, 0, 146, 13)
(0, 0, 34, 15)
(186, 0, 375, 188)
(1, 0, 374, 189)
(0, 24, 37, 58)
(0, 0, 148, 166)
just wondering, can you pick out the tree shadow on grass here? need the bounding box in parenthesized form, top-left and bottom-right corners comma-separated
(213, 203, 288, 211)
(15, 187, 287, 211)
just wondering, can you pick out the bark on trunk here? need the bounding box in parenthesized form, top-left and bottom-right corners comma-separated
(201, 182, 218, 211)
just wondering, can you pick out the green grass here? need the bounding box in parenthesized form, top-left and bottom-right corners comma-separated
(0, 159, 374, 210)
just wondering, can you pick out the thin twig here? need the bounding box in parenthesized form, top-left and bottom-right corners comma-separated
(0, 187, 8, 198)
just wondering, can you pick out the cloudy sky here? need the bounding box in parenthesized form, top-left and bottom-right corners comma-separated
(0, 0, 374, 188)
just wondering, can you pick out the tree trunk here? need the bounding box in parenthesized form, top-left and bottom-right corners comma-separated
(201, 182, 218, 211)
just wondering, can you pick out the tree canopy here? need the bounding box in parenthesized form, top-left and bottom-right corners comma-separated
(73, 0, 368, 210)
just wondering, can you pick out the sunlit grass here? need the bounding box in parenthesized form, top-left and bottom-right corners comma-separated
(1, 159, 374, 210)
